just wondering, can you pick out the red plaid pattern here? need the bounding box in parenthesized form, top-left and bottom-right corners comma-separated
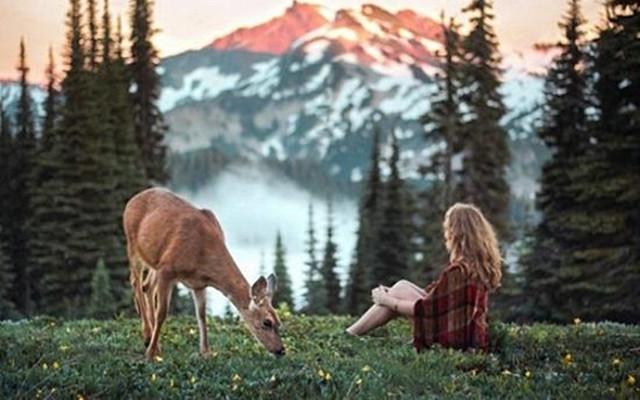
(412, 263, 489, 352)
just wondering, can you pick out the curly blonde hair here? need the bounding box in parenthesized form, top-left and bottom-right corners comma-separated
(443, 203, 503, 291)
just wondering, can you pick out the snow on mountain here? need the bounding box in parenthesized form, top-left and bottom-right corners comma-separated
(0, 80, 46, 117)
(160, 1, 545, 197)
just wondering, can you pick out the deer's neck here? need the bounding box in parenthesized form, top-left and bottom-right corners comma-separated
(206, 250, 251, 311)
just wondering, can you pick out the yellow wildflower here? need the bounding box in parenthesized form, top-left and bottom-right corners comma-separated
(525, 370, 532, 378)
(189, 328, 196, 336)
(170, 378, 175, 388)
(232, 374, 242, 383)
(356, 378, 363, 385)
(77, 395, 85, 400)
(59, 345, 69, 352)
(190, 376, 196, 384)
(563, 354, 573, 365)
(502, 369, 512, 376)
(154, 356, 163, 362)
(270, 375, 276, 382)
(573, 317, 581, 325)
(628, 375, 636, 386)
(151, 374, 157, 382)
(42, 363, 48, 370)
(612, 358, 621, 366)
(325, 372, 332, 381)
(53, 362, 60, 370)
(318, 369, 325, 379)
(361, 365, 371, 373)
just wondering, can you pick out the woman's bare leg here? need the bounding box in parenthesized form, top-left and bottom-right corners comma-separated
(346, 280, 426, 336)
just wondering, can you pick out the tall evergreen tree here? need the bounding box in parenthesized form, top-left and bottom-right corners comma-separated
(374, 131, 412, 286)
(35, 0, 117, 316)
(101, 2, 146, 308)
(42, 46, 59, 147)
(523, 0, 590, 322)
(418, 16, 465, 282)
(0, 226, 16, 319)
(567, 0, 640, 322)
(302, 203, 328, 314)
(129, 0, 168, 183)
(320, 198, 341, 313)
(346, 127, 382, 314)
(458, 0, 511, 239)
(0, 105, 16, 317)
(9, 38, 37, 314)
(0, 99, 13, 272)
(272, 231, 293, 309)
(87, 0, 99, 70)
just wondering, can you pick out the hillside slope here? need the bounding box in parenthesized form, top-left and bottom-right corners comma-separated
(1, 316, 638, 398)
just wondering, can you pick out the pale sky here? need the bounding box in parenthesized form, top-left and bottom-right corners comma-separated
(0, 0, 604, 83)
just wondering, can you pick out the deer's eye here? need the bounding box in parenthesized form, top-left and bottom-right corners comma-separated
(262, 320, 273, 329)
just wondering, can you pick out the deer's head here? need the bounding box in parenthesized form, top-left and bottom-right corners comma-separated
(243, 274, 285, 356)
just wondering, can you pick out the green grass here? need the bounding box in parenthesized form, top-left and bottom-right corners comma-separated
(1, 312, 639, 399)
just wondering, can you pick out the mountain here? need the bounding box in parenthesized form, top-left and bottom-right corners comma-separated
(210, 2, 332, 55)
(161, 2, 545, 203)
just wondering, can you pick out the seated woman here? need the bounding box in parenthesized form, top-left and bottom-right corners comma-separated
(346, 203, 502, 352)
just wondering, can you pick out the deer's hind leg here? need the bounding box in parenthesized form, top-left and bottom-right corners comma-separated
(141, 267, 158, 347)
(128, 246, 154, 347)
(145, 270, 174, 360)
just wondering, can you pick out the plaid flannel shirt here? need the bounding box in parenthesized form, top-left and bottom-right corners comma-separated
(412, 263, 489, 352)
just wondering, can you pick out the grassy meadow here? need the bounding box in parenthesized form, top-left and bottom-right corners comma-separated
(1, 312, 639, 399)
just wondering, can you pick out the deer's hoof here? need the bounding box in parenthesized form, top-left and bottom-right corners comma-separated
(145, 346, 161, 360)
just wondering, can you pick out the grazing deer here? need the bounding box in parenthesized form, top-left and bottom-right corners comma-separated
(123, 188, 285, 360)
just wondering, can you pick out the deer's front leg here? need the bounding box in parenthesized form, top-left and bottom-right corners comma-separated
(192, 288, 210, 356)
(146, 274, 172, 360)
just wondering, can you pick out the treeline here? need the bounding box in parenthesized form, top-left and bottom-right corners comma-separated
(0, 0, 166, 319)
(279, 0, 639, 324)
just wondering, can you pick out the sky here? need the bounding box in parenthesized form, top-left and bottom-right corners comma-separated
(0, 0, 604, 83)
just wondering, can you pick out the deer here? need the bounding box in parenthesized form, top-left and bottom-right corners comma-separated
(123, 187, 285, 360)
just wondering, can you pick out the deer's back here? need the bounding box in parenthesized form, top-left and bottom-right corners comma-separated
(123, 188, 224, 270)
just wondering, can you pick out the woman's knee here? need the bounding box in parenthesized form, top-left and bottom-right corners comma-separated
(391, 280, 412, 290)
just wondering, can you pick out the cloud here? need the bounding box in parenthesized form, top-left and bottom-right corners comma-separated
(178, 162, 358, 315)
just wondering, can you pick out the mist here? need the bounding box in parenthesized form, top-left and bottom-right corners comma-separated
(177, 162, 358, 315)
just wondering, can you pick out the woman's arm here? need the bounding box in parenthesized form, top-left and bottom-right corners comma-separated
(371, 287, 417, 317)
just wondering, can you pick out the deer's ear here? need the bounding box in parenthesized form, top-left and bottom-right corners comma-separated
(267, 273, 278, 297)
(251, 276, 268, 299)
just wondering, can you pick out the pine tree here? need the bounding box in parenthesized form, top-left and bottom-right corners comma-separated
(0, 100, 13, 276)
(101, 2, 146, 309)
(374, 131, 412, 286)
(88, 258, 117, 319)
(302, 203, 328, 314)
(320, 198, 341, 313)
(346, 127, 382, 314)
(42, 46, 59, 147)
(0, 226, 17, 319)
(418, 16, 465, 282)
(458, 0, 511, 239)
(129, 0, 168, 183)
(36, 0, 116, 316)
(566, 0, 640, 322)
(87, 0, 99, 70)
(272, 231, 293, 309)
(9, 38, 37, 315)
(523, 0, 591, 322)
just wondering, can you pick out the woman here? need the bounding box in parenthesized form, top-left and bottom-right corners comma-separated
(346, 203, 502, 352)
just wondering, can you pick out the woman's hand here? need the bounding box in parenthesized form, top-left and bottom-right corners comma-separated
(371, 285, 390, 306)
